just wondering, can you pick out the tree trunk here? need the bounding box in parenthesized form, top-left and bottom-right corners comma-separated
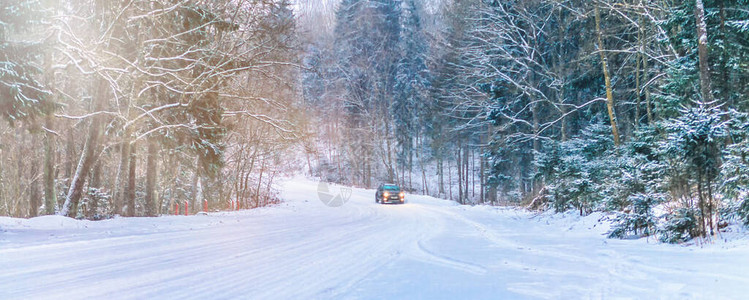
(408, 148, 413, 191)
(366, 158, 372, 188)
(256, 159, 266, 208)
(438, 157, 444, 195)
(0, 145, 4, 216)
(413, 135, 421, 193)
(29, 134, 40, 217)
(697, 171, 707, 237)
(191, 157, 201, 213)
(470, 147, 474, 199)
(717, 0, 730, 105)
(479, 153, 484, 204)
(43, 114, 57, 215)
(707, 177, 716, 237)
(532, 102, 540, 152)
(457, 146, 463, 204)
(145, 137, 158, 216)
(126, 142, 137, 217)
(558, 86, 568, 140)
(60, 126, 98, 217)
(594, 3, 621, 146)
(113, 133, 131, 215)
(448, 158, 452, 201)
(635, 28, 642, 128)
(694, 0, 713, 103)
(41, 14, 57, 216)
(463, 143, 468, 204)
(639, 11, 653, 125)
(88, 160, 102, 218)
(16, 129, 24, 217)
(643, 57, 653, 124)
(557, 7, 568, 141)
(242, 169, 251, 209)
(60, 80, 104, 217)
(170, 162, 180, 214)
(65, 130, 75, 180)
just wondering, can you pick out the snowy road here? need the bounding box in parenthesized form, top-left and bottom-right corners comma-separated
(2, 178, 748, 299)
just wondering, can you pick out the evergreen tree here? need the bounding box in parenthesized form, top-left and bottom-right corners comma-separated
(0, 0, 52, 123)
(721, 110, 749, 225)
(393, 0, 430, 186)
(665, 104, 728, 237)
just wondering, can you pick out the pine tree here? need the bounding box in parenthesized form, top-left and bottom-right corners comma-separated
(393, 0, 430, 187)
(0, 0, 52, 123)
(666, 104, 728, 237)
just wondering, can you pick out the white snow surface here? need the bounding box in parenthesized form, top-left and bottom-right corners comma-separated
(1, 177, 748, 299)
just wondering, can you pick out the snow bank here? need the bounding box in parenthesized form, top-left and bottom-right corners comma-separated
(0, 215, 90, 230)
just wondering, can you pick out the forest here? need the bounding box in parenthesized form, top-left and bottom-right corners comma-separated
(2, 0, 748, 244)
(1, 0, 305, 219)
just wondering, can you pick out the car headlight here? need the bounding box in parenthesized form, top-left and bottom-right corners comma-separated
(384, 192, 389, 197)
(399, 192, 405, 198)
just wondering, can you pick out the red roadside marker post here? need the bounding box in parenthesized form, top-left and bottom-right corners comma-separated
(184, 200, 188, 216)
(174, 202, 178, 215)
(203, 200, 208, 212)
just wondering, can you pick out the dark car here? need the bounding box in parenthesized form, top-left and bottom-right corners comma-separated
(375, 183, 405, 204)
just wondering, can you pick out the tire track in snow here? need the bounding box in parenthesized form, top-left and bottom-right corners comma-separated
(4, 178, 748, 299)
(1, 203, 390, 299)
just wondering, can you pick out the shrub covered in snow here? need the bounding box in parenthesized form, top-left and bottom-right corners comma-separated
(659, 207, 701, 243)
(608, 193, 661, 239)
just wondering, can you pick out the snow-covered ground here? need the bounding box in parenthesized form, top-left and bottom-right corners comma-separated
(1, 177, 748, 299)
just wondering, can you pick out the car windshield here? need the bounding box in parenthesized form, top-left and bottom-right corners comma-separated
(383, 185, 400, 191)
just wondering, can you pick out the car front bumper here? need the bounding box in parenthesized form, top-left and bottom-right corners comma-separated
(382, 197, 404, 204)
